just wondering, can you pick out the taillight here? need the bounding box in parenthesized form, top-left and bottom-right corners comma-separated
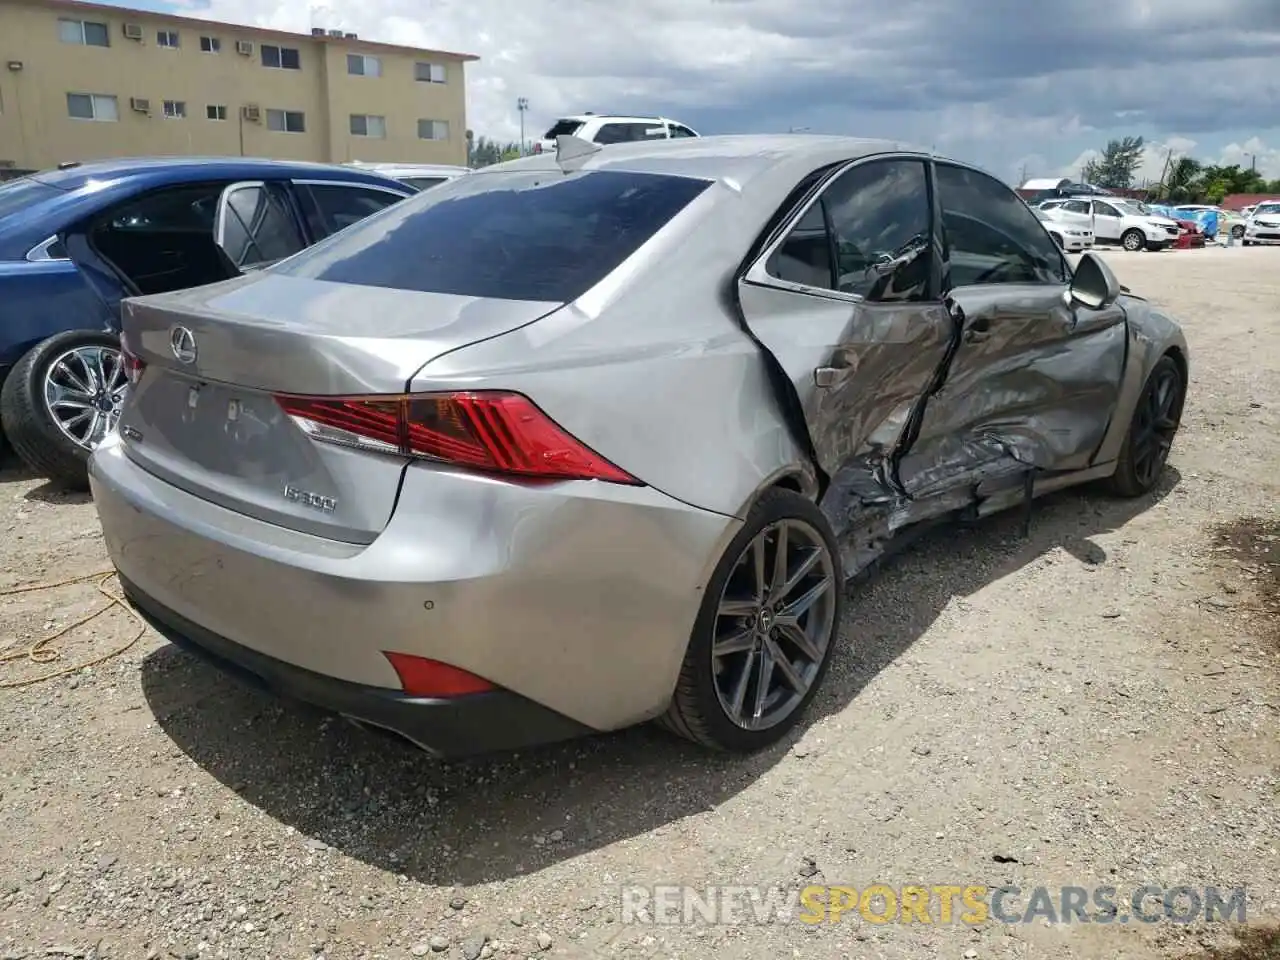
(533, 142, 542, 154)
(275, 391, 641, 485)
(383, 652, 495, 697)
(119, 333, 146, 385)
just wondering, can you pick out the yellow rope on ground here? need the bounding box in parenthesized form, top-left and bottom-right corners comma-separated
(0, 570, 147, 688)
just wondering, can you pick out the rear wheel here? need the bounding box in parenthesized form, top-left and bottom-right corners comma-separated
(0, 330, 126, 490)
(659, 488, 844, 752)
(1121, 229, 1146, 252)
(1104, 354, 1185, 498)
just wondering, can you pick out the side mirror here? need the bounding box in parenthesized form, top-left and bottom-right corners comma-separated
(1070, 251, 1122, 309)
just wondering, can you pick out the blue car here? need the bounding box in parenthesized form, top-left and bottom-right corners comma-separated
(0, 157, 414, 487)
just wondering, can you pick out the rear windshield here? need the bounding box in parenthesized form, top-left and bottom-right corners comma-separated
(543, 120, 584, 139)
(0, 177, 60, 223)
(273, 169, 713, 303)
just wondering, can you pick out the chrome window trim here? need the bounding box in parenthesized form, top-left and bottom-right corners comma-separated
(25, 235, 69, 262)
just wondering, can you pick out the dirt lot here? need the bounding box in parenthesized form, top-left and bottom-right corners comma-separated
(1, 247, 1277, 960)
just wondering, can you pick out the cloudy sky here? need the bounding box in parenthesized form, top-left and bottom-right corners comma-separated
(114, 0, 1280, 183)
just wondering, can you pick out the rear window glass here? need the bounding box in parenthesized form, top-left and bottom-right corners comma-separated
(543, 119, 584, 139)
(0, 177, 59, 223)
(273, 169, 713, 303)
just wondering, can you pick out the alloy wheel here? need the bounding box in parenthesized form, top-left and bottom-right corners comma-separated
(1131, 363, 1183, 489)
(42, 345, 127, 451)
(1123, 231, 1144, 252)
(711, 518, 837, 731)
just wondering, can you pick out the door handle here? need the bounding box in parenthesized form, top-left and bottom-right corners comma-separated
(814, 366, 851, 388)
(964, 314, 992, 343)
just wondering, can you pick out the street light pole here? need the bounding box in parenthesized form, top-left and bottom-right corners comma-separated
(517, 97, 529, 156)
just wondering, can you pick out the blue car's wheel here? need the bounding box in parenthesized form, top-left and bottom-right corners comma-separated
(0, 330, 125, 489)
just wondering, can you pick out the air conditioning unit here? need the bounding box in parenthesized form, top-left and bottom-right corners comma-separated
(311, 27, 325, 36)
(241, 104, 261, 122)
(129, 97, 151, 114)
(344, 32, 357, 39)
(327, 29, 343, 37)
(122, 22, 143, 40)
(235, 40, 253, 55)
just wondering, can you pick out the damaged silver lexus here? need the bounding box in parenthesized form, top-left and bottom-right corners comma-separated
(89, 134, 1189, 758)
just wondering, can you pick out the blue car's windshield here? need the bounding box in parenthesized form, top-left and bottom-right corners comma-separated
(0, 177, 60, 224)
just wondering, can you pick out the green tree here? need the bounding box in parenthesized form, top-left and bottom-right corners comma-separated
(1081, 136, 1146, 189)
(1153, 156, 1203, 202)
(467, 135, 522, 168)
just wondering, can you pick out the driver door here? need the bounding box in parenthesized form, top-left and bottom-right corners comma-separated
(1091, 199, 1123, 242)
(737, 156, 953, 504)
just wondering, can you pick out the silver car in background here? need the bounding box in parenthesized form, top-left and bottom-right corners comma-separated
(90, 135, 1189, 758)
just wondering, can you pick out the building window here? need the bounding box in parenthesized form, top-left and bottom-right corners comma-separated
(157, 30, 180, 48)
(261, 45, 301, 69)
(67, 93, 119, 121)
(200, 35, 220, 53)
(266, 109, 306, 133)
(206, 104, 227, 121)
(58, 18, 110, 47)
(346, 54, 381, 77)
(162, 100, 186, 119)
(414, 61, 446, 83)
(417, 119, 449, 140)
(349, 114, 386, 138)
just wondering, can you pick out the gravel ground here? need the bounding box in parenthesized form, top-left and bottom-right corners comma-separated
(1, 247, 1277, 960)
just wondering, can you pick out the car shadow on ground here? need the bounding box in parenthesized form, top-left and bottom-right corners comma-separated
(140, 469, 1179, 889)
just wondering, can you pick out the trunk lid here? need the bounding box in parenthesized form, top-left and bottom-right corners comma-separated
(116, 273, 561, 542)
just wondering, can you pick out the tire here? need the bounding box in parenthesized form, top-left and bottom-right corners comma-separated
(0, 330, 125, 490)
(1231, 225, 1245, 240)
(1049, 232, 1064, 250)
(1104, 354, 1186, 498)
(1121, 229, 1146, 252)
(659, 487, 845, 752)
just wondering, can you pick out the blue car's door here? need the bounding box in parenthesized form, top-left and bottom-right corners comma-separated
(60, 230, 130, 331)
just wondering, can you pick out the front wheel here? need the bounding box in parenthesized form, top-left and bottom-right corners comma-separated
(659, 488, 845, 752)
(1104, 354, 1186, 498)
(0, 330, 126, 490)
(1121, 229, 1146, 252)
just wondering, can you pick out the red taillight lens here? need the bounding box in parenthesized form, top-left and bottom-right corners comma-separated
(533, 142, 543, 154)
(275, 391, 641, 485)
(383, 652, 495, 697)
(119, 334, 146, 385)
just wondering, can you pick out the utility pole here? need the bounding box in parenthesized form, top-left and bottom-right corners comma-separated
(1247, 152, 1257, 173)
(1018, 163, 1027, 186)
(516, 97, 529, 156)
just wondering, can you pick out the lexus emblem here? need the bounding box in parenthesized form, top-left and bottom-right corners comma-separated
(170, 326, 197, 364)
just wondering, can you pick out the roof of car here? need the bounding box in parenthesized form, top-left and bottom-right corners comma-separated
(475, 134, 924, 185)
(344, 162, 471, 177)
(28, 156, 407, 192)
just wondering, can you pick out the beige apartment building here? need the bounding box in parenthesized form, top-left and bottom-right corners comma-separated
(0, 0, 477, 172)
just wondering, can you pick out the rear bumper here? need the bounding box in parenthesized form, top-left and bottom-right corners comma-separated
(89, 432, 736, 734)
(123, 575, 592, 757)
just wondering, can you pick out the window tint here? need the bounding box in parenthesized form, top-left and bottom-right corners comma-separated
(543, 119, 583, 139)
(1093, 201, 1120, 217)
(104, 185, 220, 232)
(937, 163, 1066, 288)
(217, 185, 305, 268)
(766, 203, 831, 289)
(766, 159, 931, 302)
(1064, 200, 1091, 214)
(274, 170, 712, 302)
(300, 184, 403, 239)
(593, 123, 632, 145)
(668, 123, 697, 138)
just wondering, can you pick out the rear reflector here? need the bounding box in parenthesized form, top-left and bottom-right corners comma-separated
(276, 391, 641, 485)
(383, 651, 495, 697)
(120, 332, 146, 385)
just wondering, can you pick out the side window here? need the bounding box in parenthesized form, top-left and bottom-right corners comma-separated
(298, 183, 404, 239)
(593, 123, 631, 145)
(668, 123, 696, 138)
(636, 123, 668, 140)
(937, 163, 1067, 288)
(764, 159, 931, 302)
(216, 183, 306, 268)
(1064, 200, 1091, 215)
(1094, 201, 1120, 218)
(765, 203, 832, 289)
